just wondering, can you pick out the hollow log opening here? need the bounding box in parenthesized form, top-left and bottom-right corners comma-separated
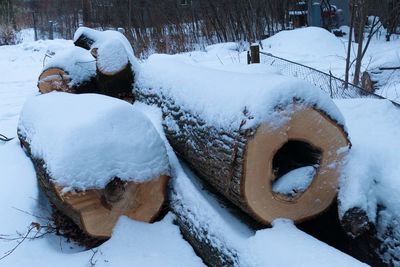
(272, 140, 322, 177)
(271, 140, 322, 199)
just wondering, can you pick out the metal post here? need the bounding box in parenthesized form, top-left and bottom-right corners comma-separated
(49, 20, 54, 40)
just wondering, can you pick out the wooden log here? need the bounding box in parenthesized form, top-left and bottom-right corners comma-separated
(38, 46, 97, 94)
(17, 93, 171, 242)
(136, 95, 349, 225)
(73, 27, 137, 102)
(135, 55, 350, 225)
(38, 67, 97, 94)
(19, 135, 169, 240)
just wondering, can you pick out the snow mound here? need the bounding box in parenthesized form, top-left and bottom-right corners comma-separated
(18, 92, 169, 191)
(95, 214, 204, 267)
(43, 46, 96, 86)
(137, 54, 346, 130)
(262, 27, 345, 59)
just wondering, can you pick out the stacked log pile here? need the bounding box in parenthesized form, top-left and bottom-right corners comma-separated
(38, 27, 138, 102)
(27, 27, 400, 266)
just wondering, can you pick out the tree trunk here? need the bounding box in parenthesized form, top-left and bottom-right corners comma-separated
(19, 135, 169, 242)
(135, 87, 350, 225)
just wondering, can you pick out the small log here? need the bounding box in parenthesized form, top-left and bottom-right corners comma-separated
(19, 136, 169, 240)
(73, 27, 136, 102)
(38, 67, 97, 94)
(38, 46, 97, 94)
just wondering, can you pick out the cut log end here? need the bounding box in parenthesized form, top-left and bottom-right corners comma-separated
(243, 106, 350, 224)
(19, 135, 169, 241)
(57, 174, 170, 239)
(38, 68, 71, 94)
(38, 67, 97, 95)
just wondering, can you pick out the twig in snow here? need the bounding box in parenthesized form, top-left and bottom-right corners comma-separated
(89, 249, 99, 267)
(0, 134, 13, 142)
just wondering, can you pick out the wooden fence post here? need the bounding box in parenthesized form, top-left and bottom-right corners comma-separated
(49, 20, 54, 40)
(250, 44, 260, 64)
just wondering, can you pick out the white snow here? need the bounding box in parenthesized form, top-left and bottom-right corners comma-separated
(42, 46, 96, 86)
(18, 92, 169, 191)
(272, 166, 316, 197)
(336, 99, 400, 222)
(137, 54, 346, 130)
(97, 39, 129, 74)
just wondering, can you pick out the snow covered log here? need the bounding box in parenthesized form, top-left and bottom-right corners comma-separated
(136, 54, 350, 225)
(17, 93, 170, 240)
(38, 47, 97, 94)
(136, 103, 365, 267)
(73, 27, 139, 102)
(336, 99, 400, 266)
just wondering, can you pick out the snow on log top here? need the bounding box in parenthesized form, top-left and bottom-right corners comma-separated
(43, 46, 96, 86)
(18, 92, 169, 191)
(137, 54, 346, 130)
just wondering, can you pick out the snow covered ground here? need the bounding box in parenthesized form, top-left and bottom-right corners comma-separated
(1, 27, 400, 266)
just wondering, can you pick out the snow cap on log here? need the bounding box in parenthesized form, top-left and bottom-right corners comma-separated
(137, 54, 346, 130)
(136, 54, 350, 224)
(38, 46, 96, 94)
(18, 92, 169, 191)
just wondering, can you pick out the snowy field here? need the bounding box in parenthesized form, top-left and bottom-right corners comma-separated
(0, 27, 400, 266)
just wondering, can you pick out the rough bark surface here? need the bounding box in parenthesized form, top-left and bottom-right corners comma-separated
(136, 89, 253, 217)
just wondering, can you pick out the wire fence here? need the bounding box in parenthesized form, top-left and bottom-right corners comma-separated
(259, 51, 400, 107)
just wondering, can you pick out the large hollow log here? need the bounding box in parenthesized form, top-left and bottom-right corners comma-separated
(38, 46, 97, 94)
(136, 55, 350, 225)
